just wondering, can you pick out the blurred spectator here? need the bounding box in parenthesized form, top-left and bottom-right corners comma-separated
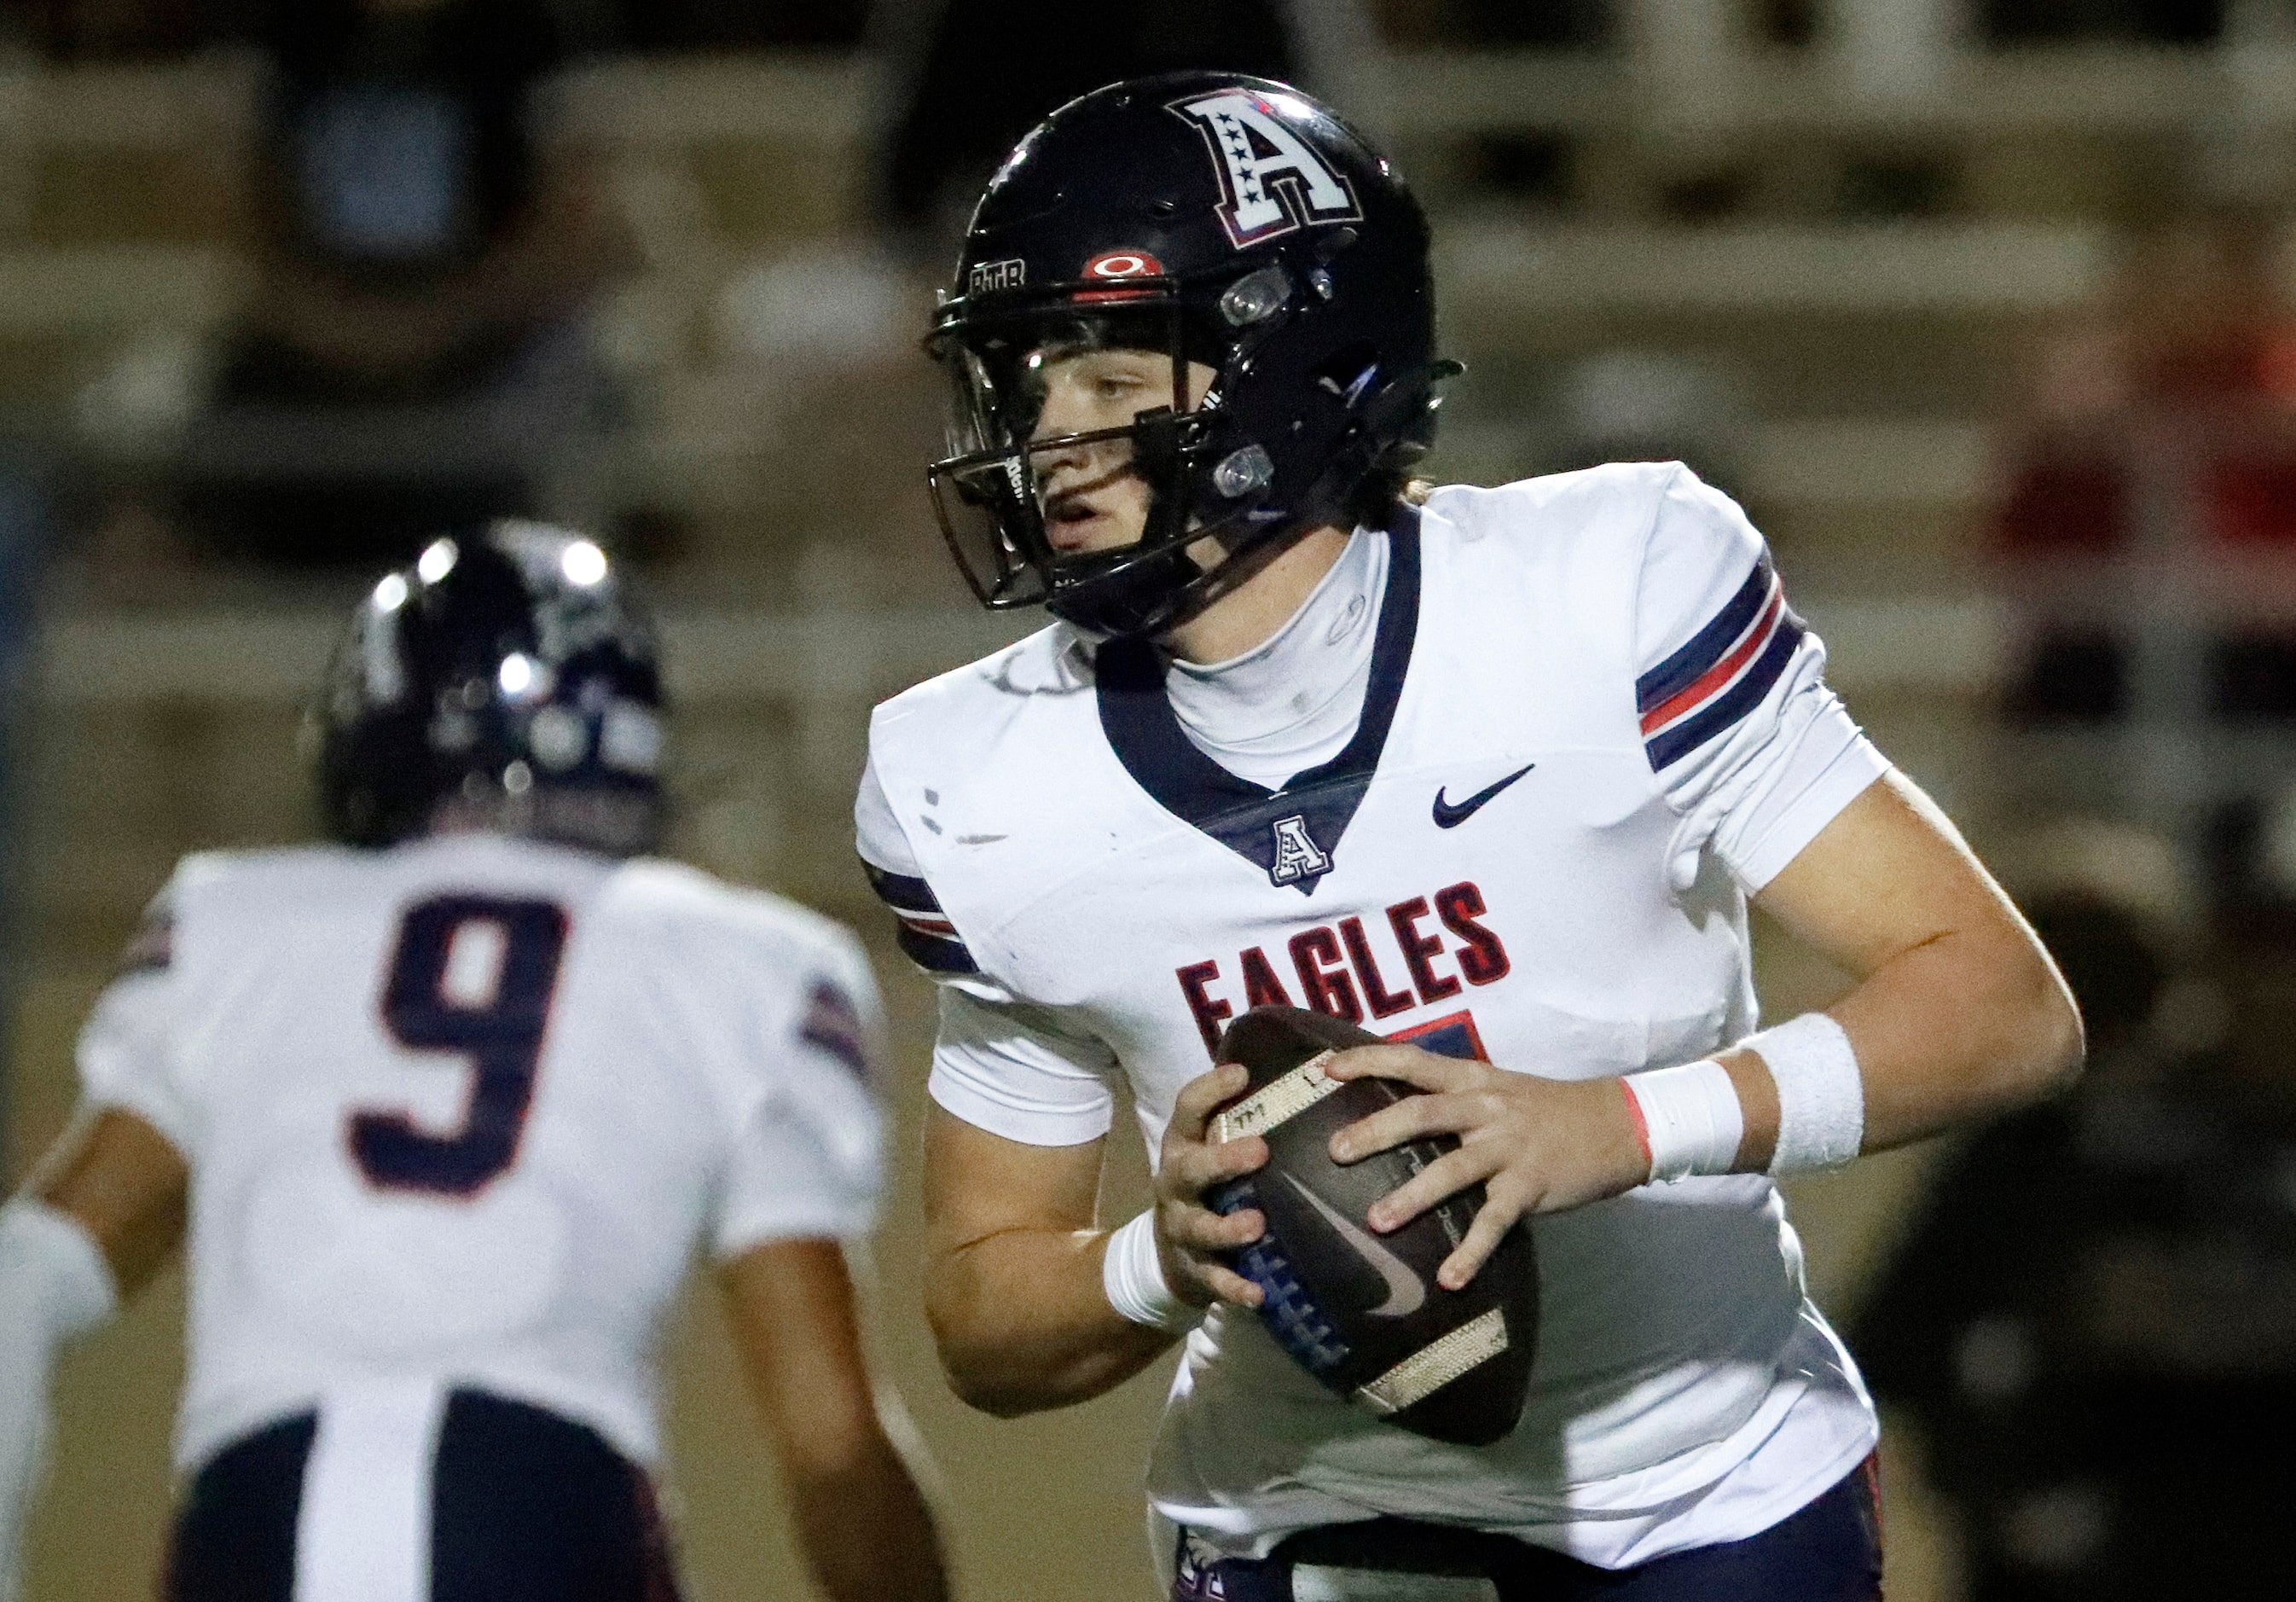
(873, 0, 1371, 256)
(1997, 206, 2296, 563)
(1994, 206, 2296, 728)
(178, 0, 635, 566)
(1856, 816, 2296, 1600)
(2028, 208, 2296, 432)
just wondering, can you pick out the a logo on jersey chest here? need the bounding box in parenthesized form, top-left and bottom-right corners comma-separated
(1267, 813, 1333, 889)
(1197, 784, 1365, 897)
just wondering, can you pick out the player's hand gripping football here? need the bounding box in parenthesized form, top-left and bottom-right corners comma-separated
(1324, 1046, 1650, 1291)
(1153, 1062, 1271, 1309)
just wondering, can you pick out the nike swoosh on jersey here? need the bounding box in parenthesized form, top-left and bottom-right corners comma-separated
(1431, 763, 1536, 829)
(1283, 1173, 1426, 1318)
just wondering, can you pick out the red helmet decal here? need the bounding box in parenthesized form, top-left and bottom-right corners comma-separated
(1076, 248, 1165, 303)
(1086, 249, 1163, 278)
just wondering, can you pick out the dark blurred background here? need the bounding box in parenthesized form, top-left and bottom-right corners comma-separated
(5, 1, 2296, 1598)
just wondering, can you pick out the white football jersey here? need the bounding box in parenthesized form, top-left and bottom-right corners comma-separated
(77, 833, 885, 1474)
(856, 465, 1890, 1567)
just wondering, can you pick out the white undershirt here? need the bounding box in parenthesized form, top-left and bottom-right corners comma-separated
(1164, 528, 1388, 790)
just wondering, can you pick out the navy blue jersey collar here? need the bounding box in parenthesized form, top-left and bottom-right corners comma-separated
(1095, 504, 1422, 894)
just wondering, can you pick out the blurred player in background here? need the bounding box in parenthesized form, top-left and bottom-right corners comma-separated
(0, 524, 946, 1602)
(181, 0, 635, 566)
(859, 75, 2080, 1599)
(1860, 814, 2296, 1599)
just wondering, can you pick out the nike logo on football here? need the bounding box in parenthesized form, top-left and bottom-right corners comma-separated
(1283, 1173, 1426, 1318)
(1431, 763, 1535, 829)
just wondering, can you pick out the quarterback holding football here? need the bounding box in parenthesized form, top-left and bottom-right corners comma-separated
(858, 73, 2080, 1599)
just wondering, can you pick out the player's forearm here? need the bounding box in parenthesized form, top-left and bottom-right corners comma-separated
(1734, 773, 2084, 1170)
(925, 1228, 1175, 1415)
(1829, 919, 2082, 1149)
(786, 1437, 950, 1602)
(1719, 921, 2079, 1173)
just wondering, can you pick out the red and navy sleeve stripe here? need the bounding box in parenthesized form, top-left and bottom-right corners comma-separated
(862, 861, 979, 976)
(1636, 555, 1806, 772)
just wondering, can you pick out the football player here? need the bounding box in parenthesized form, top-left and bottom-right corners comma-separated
(856, 74, 2081, 1599)
(0, 524, 947, 1602)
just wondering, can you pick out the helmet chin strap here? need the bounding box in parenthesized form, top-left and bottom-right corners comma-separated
(1112, 357, 1461, 639)
(1041, 353, 1457, 639)
(1047, 459, 1283, 638)
(1047, 460, 1333, 639)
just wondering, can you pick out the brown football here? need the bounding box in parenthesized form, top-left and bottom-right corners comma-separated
(1207, 1006, 1539, 1447)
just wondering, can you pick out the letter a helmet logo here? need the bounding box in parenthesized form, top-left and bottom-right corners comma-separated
(1170, 90, 1361, 248)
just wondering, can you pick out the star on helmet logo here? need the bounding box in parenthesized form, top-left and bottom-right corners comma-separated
(1169, 90, 1361, 247)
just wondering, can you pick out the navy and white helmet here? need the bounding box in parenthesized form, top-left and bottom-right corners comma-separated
(926, 72, 1455, 638)
(312, 520, 665, 856)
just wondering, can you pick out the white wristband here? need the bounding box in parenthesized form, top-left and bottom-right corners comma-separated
(1620, 1059, 1744, 1182)
(2, 1199, 119, 1602)
(1102, 1210, 1195, 1335)
(0, 1201, 115, 1341)
(1742, 1013, 1864, 1175)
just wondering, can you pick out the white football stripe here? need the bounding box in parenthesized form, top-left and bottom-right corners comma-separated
(1352, 1306, 1510, 1417)
(1209, 1050, 1342, 1143)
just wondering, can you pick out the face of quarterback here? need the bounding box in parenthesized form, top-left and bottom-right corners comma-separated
(1026, 345, 1217, 556)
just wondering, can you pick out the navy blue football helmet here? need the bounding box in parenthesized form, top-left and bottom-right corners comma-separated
(925, 72, 1456, 638)
(311, 520, 665, 856)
